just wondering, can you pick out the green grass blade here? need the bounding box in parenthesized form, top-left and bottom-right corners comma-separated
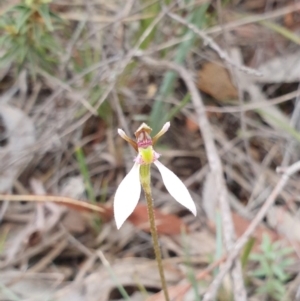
(166, 92, 191, 122)
(37, 4, 54, 31)
(15, 7, 32, 31)
(75, 147, 96, 204)
(139, 0, 160, 50)
(149, 3, 209, 134)
(256, 108, 300, 142)
(241, 237, 255, 269)
(98, 251, 132, 301)
(0, 44, 20, 67)
(261, 20, 300, 45)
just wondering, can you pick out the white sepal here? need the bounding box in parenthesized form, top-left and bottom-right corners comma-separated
(154, 161, 197, 216)
(114, 162, 141, 229)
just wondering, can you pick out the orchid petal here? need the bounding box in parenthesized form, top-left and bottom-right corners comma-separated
(154, 161, 196, 216)
(152, 122, 170, 145)
(118, 129, 137, 151)
(114, 162, 141, 229)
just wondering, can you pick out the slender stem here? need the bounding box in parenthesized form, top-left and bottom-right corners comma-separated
(145, 189, 170, 301)
(140, 164, 170, 301)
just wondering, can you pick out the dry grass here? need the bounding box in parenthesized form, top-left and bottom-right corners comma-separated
(1, 1, 300, 300)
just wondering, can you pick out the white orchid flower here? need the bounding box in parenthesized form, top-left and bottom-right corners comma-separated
(114, 122, 196, 229)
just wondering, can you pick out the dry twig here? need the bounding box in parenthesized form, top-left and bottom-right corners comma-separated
(206, 2, 300, 35)
(0, 194, 104, 213)
(203, 160, 300, 301)
(167, 11, 261, 77)
(205, 89, 300, 113)
(0, 230, 65, 269)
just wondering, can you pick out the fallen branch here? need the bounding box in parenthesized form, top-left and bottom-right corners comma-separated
(0, 194, 104, 214)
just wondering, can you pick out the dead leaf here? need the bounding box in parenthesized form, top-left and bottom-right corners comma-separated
(197, 62, 238, 101)
(83, 257, 182, 301)
(267, 206, 300, 242)
(0, 271, 66, 300)
(60, 176, 86, 199)
(185, 117, 199, 132)
(255, 52, 300, 83)
(61, 209, 88, 234)
(242, 0, 267, 10)
(128, 204, 188, 235)
(147, 83, 157, 98)
(207, 212, 279, 251)
(163, 231, 215, 256)
(232, 212, 279, 250)
(230, 47, 291, 131)
(284, 11, 300, 30)
(0, 104, 35, 192)
(146, 255, 226, 301)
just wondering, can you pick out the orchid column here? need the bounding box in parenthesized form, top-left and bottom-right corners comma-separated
(114, 122, 197, 301)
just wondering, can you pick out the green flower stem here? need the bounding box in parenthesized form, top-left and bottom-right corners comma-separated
(140, 164, 170, 301)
